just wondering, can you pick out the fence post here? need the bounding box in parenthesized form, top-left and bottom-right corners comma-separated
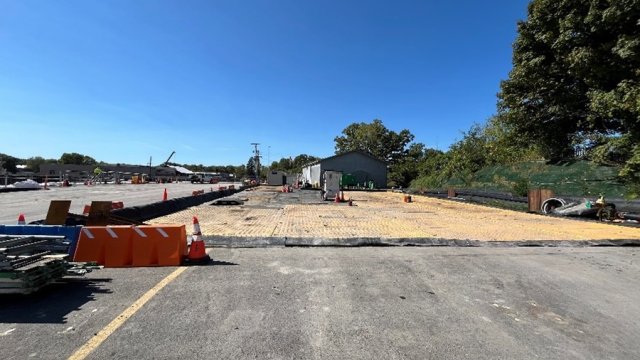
(528, 189, 542, 212)
(540, 189, 554, 205)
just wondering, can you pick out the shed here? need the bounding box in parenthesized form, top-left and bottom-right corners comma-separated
(267, 170, 287, 186)
(301, 151, 387, 189)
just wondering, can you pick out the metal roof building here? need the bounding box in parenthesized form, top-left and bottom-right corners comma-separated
(301, 151, 387, 189)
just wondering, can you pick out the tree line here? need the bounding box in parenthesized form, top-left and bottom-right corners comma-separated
(0, 152, 251, 180)
(0, 153, 99, 173)
(322, 0, 640, 192)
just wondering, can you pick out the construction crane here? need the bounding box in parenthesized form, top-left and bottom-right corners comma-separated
(161, 151, 176, 167)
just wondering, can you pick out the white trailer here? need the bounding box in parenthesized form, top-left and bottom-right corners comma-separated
(322, 171, 342, 200)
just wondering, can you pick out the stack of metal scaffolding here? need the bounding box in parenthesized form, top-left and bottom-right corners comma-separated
(0, 234, 70, 294)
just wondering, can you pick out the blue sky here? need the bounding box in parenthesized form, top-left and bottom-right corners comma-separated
(0, 0, 529, 166)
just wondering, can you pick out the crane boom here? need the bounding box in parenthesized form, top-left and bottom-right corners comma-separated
(162, 151, 176, 166)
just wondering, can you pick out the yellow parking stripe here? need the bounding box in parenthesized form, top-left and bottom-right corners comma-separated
(68, 266, 188, 360)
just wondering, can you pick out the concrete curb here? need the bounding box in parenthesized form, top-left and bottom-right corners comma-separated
(202, 236, 640, 248)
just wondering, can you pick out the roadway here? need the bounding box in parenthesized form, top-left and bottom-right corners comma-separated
(2, 247, 639, 359)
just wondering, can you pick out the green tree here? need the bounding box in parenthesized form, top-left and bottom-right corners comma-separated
(444, 125, 491, 185)
(334, 119, 414, 165)
(246, 157, 256, 177)
(269, 154, 319, 173)
(26, 157, 45, 172)
(59, 152, 97, 165)
(0, 153, 20, 173)
(389, 143, 427, 187)
(291, 154, 319, 171)
(498, 0, 640, 170)
(410, 149, 450, 189)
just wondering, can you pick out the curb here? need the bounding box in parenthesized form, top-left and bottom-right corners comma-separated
(202, 236, 640, 248)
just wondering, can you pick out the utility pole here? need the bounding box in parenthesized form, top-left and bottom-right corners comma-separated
(251, 143, 261, 179)
(0, 160, 6, 187)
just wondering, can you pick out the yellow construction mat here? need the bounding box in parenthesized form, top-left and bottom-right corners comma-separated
(152, 187, 640, 241)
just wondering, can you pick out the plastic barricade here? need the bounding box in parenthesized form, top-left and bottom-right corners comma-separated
(73, 226, 134, 267)
(103, 226, 135, 267)
(131, 225, 186, 266)
(0, 225, 82, 256)
(73, 227, 107, 264)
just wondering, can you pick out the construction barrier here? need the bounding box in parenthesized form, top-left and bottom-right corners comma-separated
(110, 187, 241, 223)
(73, 227, 109, 265)
(0, 225, 82, 256)
(103, 226, 135, 267)
(73, 225, 187, 267)
(82, 201, 125, 215)
(132, 225, 186, 266)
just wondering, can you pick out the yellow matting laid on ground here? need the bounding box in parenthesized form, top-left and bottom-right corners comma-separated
(152, 187, 640, 242)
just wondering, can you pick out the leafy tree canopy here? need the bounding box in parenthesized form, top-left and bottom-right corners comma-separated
(498, 0, 640, 179)
(246, 157, 256, 177)
(25, 156, 58, 172)
(270, 154, 320, 173)
(0, 153, 21, 173)
(59, 152, 97, 165)
(334, 119, 414, 165)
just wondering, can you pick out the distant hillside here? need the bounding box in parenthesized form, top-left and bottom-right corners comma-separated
(443, 161, 631, 199)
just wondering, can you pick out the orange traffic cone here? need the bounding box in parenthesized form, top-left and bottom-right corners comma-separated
(186, 216, 211, 264)
(334, 193, 340, 203)
(17, 213, 26, 225)
(163, 188, 168, 201)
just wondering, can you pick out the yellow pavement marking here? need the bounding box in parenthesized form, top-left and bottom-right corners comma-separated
(68, 266, 188, 360)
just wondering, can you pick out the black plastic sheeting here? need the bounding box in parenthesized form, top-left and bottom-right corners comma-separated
(414, 189, 527, 203)
(416, 189, 640, 212)
(0, 187, 41, 193)
(111, 188, 243, 223)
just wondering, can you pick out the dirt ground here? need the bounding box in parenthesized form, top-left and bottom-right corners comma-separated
(152, 186, 640, 242)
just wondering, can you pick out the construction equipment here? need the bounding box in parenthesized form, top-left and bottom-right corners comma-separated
(321, 171, 342, 201)
(162, 151, 176, 167)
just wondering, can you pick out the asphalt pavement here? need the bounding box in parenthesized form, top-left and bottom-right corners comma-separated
(0, 182, 240, 224)
(2, 247, 640, 359)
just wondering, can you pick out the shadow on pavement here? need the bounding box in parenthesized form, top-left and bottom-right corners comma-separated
(0, 278, 112, 324)
(211, 260, 238, 266)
